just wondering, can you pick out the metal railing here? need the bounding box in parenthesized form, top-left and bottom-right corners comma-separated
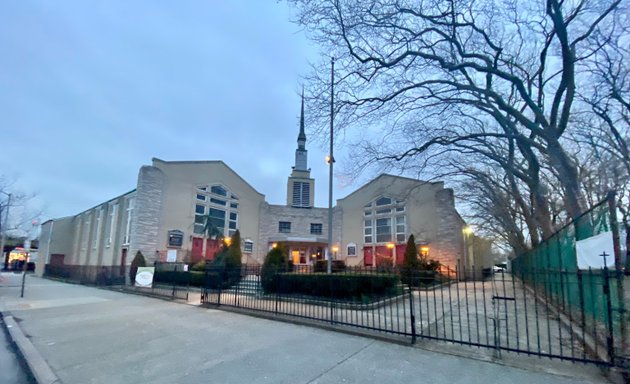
(200, 264, 624, 367)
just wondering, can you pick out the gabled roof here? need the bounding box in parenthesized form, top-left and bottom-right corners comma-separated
(45, 188, 137, 223)
(152, 157, 265, 198)
(337, 173, 440, 202)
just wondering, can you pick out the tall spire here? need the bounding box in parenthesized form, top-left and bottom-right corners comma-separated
(298, 87, 306, 144)
(293, 87, 308, 171)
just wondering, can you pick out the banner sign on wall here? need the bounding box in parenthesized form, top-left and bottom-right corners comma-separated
(135, 267, 155, 287)
(166, 249, 177, 262)
(575, 231, 614, 269)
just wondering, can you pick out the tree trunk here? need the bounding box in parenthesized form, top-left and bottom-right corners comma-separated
(546, 140, 585, 219)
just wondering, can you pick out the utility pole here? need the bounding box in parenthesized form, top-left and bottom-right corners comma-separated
(326, 57, 335, 274)
(0, 192, 11, 271)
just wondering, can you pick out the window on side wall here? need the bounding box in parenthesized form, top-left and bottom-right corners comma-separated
(279, 221, 291, 233)
(244, 240, 253, 253)
(310, 223, 322, 235)
(347, 243, 357, 256)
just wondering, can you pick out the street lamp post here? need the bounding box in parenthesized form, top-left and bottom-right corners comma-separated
(0, 192, 11, 271)
(21, 220, 37, 298)
(326, 56, 335, 274)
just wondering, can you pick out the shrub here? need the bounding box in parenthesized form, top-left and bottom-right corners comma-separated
(400, 235, 441, 286)
(191, 260, 207, 272)
(313, 260, 346, 273)
(153, 271, 206, 287)
(204, 243, 242, 288)
(271, 273, 401, 301)
(261, 244, 289, 292)
(401, 235, 419, 285)
(419, 257, 440, 272)
(129, 251, 146, 284)
(402, 235, 420, 270)
(375, 255, 394, 272)
(226, 230, 242, 269)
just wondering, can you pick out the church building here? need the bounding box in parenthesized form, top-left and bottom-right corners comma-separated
(37, 95, 472, 282)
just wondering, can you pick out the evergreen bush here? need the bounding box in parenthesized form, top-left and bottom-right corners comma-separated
(261, 244, 289, 292)
(402, 235, 420, 270)
(400, 235, 441, 286)
(226, 230, 242, 269)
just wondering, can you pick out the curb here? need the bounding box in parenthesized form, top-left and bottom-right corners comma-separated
(2, 315, 59, 384)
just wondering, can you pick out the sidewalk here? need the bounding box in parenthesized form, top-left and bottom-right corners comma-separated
(0, 274, 612, 384)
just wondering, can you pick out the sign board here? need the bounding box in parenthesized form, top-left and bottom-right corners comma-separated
(166, 249, 177, 262)
(575, 231, 614, 269)
(168, 230, 184, 247)
(135, 267, 155, 288)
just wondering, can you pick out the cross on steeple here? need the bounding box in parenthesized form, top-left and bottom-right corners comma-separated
(287, 87, 315, 208)
(298, 87, 306, 149)
(294, 87, 308, 170)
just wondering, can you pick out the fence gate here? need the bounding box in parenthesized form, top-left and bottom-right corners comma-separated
(409, 267, 621, 366)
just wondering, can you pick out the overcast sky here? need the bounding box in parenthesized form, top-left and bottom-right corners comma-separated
(0, 1, 358, 222)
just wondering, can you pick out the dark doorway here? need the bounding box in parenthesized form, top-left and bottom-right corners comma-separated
(120, 248, 127, 277)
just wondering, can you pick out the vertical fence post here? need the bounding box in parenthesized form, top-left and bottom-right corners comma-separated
(607, 191, 627, 365)
(185, 270, 190, 301)
(235, 266, 240, 308)
(217, 267, 222, 307)
(408, 272, 416, 344)
(329, 273, 334, 325)
(603, 265, 615, 363)
(202, 267, 206, 304)
(274, 267, 279, 315)
(171, 264, 177, 299)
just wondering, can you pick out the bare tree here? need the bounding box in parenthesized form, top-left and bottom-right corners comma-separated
(291, 0, 625, 224)
(0, 177, 41, 239)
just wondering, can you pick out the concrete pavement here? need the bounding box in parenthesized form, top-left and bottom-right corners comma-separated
(0, 310, 33, 384)
(0, 274, 613, 383)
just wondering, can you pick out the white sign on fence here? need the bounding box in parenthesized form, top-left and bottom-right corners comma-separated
(135, 267, 155, 288)
(575, 231, 614, 269)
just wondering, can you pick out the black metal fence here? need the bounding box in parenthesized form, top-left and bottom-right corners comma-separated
(44, 262, 191, 301)
(199, 264, 626, 367)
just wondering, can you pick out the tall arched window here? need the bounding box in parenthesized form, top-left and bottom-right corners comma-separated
(363, 196, 406, 244)
(194, 184, 239, 236)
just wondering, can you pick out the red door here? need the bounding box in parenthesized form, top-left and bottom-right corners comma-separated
(192, 238, 204, 263)
(395, 244, 406, 265)
(364, 247, 373, 266)
(205, 239, 221, 260)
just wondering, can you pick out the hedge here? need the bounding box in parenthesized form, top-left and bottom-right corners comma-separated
(313, 260, 346, 273)
(153, 270, 238, 289)
(154, 271, 204, 286)
(265, 272, 402, 300)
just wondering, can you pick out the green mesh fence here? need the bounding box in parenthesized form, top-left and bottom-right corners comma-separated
(511, 198, 625, 361)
